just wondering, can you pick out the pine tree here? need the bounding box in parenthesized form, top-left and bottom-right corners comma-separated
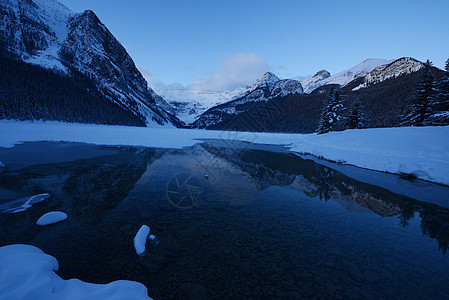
(436, 59, 449, 109)
(346, 98, 368, 129)
(431, 59, 449, 125)
(317, 88, 344, 134)
(401, 60, 437, 126)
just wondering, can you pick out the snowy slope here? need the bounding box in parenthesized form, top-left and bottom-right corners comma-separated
(300, 69, 330, 93)
(1, 120, 448, 186)
(245, 71, 280, 92)
(352, 57, 424, 91)
(301, 58, 392, 93)
(192, 72, 303, 128)
(0, 0, 181, 127)
(158, 87, 246, 124)
(0, 0, 73, 71)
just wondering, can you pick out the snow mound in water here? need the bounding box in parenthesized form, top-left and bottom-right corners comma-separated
(0, 244, 152, 300)
(36, 211, 68, 226)
(134, 225, 150, 255)
(1, 193, 51, 214)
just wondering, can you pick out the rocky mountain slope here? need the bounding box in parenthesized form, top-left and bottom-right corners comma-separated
(191, 72, 303, 128)
(300, 69, 331, 93)
(352, 57, 424, 91)
(0, 0, 182, 127)
(301, 58, 392, 93)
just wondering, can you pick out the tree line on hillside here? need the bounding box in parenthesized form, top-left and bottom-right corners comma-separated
(317, 59, 449, 134)
(401, 59, 449, 126)
(0, 54, 146, 127)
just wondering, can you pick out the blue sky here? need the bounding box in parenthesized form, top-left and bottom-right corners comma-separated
(59, 0, 449, 91)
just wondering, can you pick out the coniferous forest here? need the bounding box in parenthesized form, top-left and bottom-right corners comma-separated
(0, 54, 146, 127)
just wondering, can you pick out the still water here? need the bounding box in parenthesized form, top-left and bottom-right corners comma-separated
(1, 141, 449, 299)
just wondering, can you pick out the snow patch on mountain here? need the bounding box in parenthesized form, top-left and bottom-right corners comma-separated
(245, 71, 280, 92)
(352, 57, 424, 91)
(302, 59, 392, 93)
(0, 0, 73, 72)
(271, 79, 304, 98)
(300, 70, 331, 93)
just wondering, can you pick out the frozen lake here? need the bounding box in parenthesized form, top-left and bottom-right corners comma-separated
(1, 141, 449, 299)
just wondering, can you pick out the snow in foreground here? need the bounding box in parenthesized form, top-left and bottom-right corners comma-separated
(0, 244, 152, 300)
(1, 120, 448, 185)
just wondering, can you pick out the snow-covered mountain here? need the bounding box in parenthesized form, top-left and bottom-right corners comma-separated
(300, 69, 331, 93)
(192, 72, 303, 128)
(0, 0, 182, 127)
(352, 57, 424, 91)
(154, 58, 413, 124)
(162, 72, 303, 125)
(158, 87, 246, 124)
(301, 58, 392, 93)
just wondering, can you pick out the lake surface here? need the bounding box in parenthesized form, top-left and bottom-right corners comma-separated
(1, 141, 449, 299)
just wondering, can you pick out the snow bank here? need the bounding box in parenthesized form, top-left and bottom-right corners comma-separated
(1, 120, 448, 185)
(289, 127, 449, 186)
(134, 225, 150, 255)
(0, 244, 152, 300)
(1, 193, 51, 214)
(36, 211, 68, 226)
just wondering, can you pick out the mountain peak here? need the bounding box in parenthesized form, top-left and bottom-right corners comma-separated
(246, 71, 280, 91)
(257, 71, 280, 84)
(312, 69, 331, 79)
(301, 58, 391, 93)
(300, 69, 331, 93)
(352, 57, 424, 91)
(262, 71, 278, 78)
(79, 9, 99, 20)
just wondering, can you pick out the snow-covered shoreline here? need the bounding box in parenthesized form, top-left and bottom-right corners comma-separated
(0, 244, 152, 300)
(1, 120, 448, 185)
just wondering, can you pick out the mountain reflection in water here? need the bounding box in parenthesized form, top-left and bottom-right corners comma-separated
(1, 141, 449, 299)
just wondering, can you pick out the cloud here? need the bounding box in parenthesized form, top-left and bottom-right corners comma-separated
(137, 66, 167, 91)
(189, 54, 271, 92)
(138, 53, 271, 95)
